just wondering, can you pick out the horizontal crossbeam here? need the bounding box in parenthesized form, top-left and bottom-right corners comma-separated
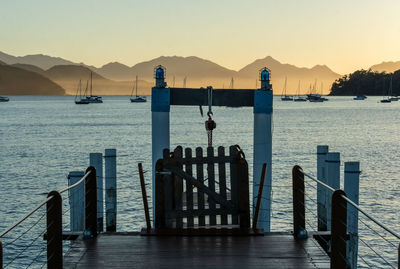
(170, 88, 254, 107)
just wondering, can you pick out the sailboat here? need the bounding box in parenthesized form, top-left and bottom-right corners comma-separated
(380, 77, 392, 103)
(130, 75, 147, 103)
(0, 96, 10, 102)
(84, 72, 103, 103)
(307, 80, 325, 102)
(75, 80, 89, 104)
(353, 85, 367, 100)
(388, 76, 398, 101)
(281, 77, 293, 101)
(293, 80, 307, 102)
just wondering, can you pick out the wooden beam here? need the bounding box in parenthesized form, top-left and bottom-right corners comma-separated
(170, 88, 254, 107)
(168, 167, 234, 210)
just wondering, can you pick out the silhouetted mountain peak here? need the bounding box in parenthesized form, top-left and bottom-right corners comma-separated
(370, 60, 400, 73)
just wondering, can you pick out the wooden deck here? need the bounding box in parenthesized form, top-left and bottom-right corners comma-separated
(64, 232, 330, 268)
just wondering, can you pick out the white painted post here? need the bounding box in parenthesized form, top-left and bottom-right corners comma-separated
(90, 152, 103, 232)
(344, 162, 360, 269)
(105, 149, 117, 232)
(151, 68, 170, 225)
(68, 171, 85, 231)
(317, 145, 329, 231)
(325, 152, 340, 230)
(253, 88, 273, 231)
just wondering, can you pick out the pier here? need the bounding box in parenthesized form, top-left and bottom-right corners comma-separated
(63, 232, 329, 269)
(1, 67, 400, 269)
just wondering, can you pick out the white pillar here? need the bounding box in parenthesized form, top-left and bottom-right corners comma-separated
(344, 162, 360, 269)
(325, 152, 340, 230)
(253, 90, 273, 231)
(317, 145, 329, 231)
(90, 152, 103, 232)
(68, 171, 85, 231)
(105, 149, 117, 232)
(151, 87, 170, 224)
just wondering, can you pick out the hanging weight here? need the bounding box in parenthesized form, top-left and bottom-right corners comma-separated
(205, 117, 216, 131)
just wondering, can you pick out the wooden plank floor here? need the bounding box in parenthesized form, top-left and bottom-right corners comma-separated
(64, 232, 330, 269)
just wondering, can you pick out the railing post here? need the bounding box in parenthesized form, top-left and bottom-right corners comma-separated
(331, 190, 347, 269)
(90, 152, 104, 232)
(292, 165, 306, 238)
(317, 145, 329, 231)
(326, 152, 340, 230)
(105, 149, 117, 232)
(68, 171, 85, 231)
(46, 191, 62, 269)
(139, 163, 151, 230)
(398, 243, 400, 269)
(344, 162, 360, 269)
(0, 240, 3, 269)
(85, 166, 97, 237)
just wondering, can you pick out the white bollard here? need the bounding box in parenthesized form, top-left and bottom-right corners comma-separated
(317, 145, 329, 231)
(90, 152, 103, 232)
(344, 162, 360, 269)
(325, 152, 340, 230)
(253, 90, 273, 231)
(68, 171, 85, 231)
(105, 149, 117, 232)
(151, 86, 170, 225)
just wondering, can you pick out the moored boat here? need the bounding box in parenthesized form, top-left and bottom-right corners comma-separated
(0, 96, 10, 102)
(130, 75, 147, 103)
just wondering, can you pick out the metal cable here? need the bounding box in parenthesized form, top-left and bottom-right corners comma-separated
(299, 169, 335, 193)
(26, 244, 46, 269)
(0, 196, 53, 238)
(359, 237, 396, 269)
(341, 194, 400, 240)
(3, 211, 46, 248)
(4, 228, 47, 268)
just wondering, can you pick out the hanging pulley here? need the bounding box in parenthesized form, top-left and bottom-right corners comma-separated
(205, 86, 216, 147)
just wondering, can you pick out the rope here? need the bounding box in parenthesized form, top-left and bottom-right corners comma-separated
(0, 196, 53, 238)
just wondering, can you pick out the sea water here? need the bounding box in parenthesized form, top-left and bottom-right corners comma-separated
(0, 95, 399, 268)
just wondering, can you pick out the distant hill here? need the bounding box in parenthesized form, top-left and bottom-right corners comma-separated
(0, 60, 6, 65)
(330, 69, 400, 96)
(0, 50, 345, 94)
(0, 51, 76, 70)
(45, 65, 152, 95)
(97, 56, 341, 93)
(11, 63, 47, 76)
(238, 56, 341, 94)
(370, 61, 400, 73)
(94, 62, 134, 81)
(0, 65, 65, 95)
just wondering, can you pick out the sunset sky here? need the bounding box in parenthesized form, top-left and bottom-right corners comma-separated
(1, 0, 400, 74)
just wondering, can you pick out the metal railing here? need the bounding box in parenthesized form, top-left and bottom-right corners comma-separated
(0, 166, 97, 269)
(293, 165, 400, 269)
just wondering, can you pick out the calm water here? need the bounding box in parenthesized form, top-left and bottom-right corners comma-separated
(0, 95, 399, 268)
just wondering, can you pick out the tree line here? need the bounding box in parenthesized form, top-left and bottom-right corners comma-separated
(329, 69, 400, 96)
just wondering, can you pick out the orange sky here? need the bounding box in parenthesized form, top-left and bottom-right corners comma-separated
(1, 0, 400, 74)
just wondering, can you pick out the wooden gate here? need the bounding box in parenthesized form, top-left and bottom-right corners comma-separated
(154, 145, 251, 233)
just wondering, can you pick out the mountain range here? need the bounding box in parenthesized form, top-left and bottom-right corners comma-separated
(0, 50, 399, 95)
(370, 61, 400, 73)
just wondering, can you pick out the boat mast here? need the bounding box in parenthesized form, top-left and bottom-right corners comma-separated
(297, 80, 301, 96)
(282, 76, 287, 96)
(135, 75, 138, 97)
(90, 72, 93, 96)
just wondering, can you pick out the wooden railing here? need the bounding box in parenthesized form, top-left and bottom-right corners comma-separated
(0, 166, 98, 269)
(293, 164, 400, 269)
